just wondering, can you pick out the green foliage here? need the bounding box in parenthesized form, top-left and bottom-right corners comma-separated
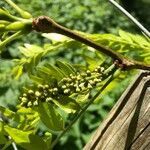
(0, 105, 52, 149)
(1, 25, 149, 149)
(89, 30, 150, 63)
(55, 70, 136, 149)
(4, 125, 48, 150)
(36, 103, 64, 131)
(0, 0, 133, 33)
(0, 0, 136, 61)
(13, 31, 150, 78)
(0, 0, 149, 150)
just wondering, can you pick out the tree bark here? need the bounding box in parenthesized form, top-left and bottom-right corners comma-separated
(84, 71, 150, 150)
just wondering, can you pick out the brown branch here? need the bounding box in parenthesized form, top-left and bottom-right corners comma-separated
(32, 16, 150, 71)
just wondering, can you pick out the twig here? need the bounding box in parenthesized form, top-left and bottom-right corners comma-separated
(0, 113, 18, 150)
(0, 31, 23, 52)
(8, 136, 18, 150)
(32, 16, 150, 71)
(51, 67, 118, 149)
(108, 0, 150, 38)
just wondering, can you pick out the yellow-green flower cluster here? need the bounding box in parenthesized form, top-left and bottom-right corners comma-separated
(19, 66, 105, 107)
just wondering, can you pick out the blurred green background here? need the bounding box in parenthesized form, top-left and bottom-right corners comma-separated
(0, 0, 149, 149)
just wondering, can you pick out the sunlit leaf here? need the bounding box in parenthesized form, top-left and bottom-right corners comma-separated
(0, 106, 16, 118)
(4, 125, 48, 150)
(12, 65, 23, 79)
(53, 96, 81, 113)
(37, 103, 64, 131)
(56, 60, 76, 76)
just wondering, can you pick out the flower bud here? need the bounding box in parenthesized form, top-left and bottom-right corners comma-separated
(27, 101, 32, 107)
(64, 89, 70, 94)
(5, 21, 26, 31)
(23, 93, 27, 97)
(76, 75, 81, 81)
(62, 78, 67, 82)
(94, 68, 98, 72)
(28, 90, 34, 95)
(89, 80, 96, 86)
(70, 82, 74, 87)
(33, 100, 38, 106)
(86, 70, 91, 76)
(87, 83, 93, 89)
(20, 102, 24, 106)
(66, 78, 72, 83)
(21, 97, 28, 103)
(71, 76, 77, 80)
(73, 82, 78, 88)
(79, 83, 85, 90)
(93, 78, 99, 83)
(62, 85, 67, 89)
(76, 87, 80, 92)
(38, 84, 44, 90)
(35, 91, 41, 97)
(66, 83, 70, 87)
(69, 74, 73, 77)
(100, 67, 105, 72)
(46, 97, 52, 102)
(44, 84, 49, 89)
(20, 11, 32, 19)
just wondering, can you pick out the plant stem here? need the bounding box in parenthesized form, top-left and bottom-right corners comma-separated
(32, 16, 150, 71)
(51, 68, 118, 149)
(4, 0, 32, 19)
(4, 0, 22, 12)
(108, 0, 150, 38)
(8, 136, 18, 150)
(0, 31, 23, 52)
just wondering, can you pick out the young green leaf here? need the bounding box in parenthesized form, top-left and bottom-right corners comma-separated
(12, 65, 23, 79)
(0, 106, 16, 118)
(56, 60, 76, 76)
(4, 125, 48, 150)
(53, 96, 81, 113)
(40, 64, 65, 80)
(37, 103, 64, 131)
(29, 74, 44, 84)
(119, 30, 133, 43)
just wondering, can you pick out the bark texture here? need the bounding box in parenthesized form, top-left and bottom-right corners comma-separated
(84, 71, 150, 150)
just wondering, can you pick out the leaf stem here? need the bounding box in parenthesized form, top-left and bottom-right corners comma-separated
(4, 0, 32, 19)
(0, 31, 23, 52)
(51, 67, 118, 149)
(8, 136, 18, 150)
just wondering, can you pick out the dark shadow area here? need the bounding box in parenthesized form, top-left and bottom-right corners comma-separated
(120, 0, 150, 29)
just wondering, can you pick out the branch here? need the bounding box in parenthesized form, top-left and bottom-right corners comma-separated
(108, 0, 150, 38)
(32, 16, 150, 71)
